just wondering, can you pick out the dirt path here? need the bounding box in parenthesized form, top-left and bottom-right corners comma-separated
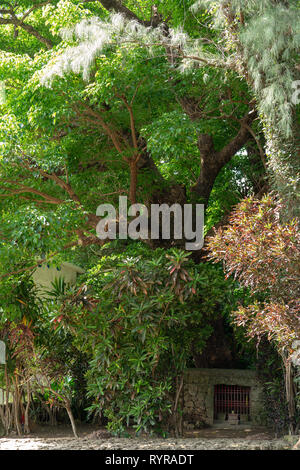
(0, 436, 291, 450)
(0, 425, 293, 450)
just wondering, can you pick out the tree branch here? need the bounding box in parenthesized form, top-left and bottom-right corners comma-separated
(21, 1, 50, 22)
(0, 184, 63, 205)
(75, 101, 125, 154)
(0, 11, 53, 49)
(19, 157, 81, 205)
(192, 109, 257, 204)
(116, 93, 138, 151)
(98, 0, 142, 22)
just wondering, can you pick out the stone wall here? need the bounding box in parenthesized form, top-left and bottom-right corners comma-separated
(182, 368, 264, 429)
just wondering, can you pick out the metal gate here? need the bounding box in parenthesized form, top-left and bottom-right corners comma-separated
(214, 384, 250, 419)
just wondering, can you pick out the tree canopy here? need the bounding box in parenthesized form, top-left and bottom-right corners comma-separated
(0, 0, 299, 440)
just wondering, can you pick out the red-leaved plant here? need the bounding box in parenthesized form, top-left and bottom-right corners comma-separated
(207, 194, 300, 354)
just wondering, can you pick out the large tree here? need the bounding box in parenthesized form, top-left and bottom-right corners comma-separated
(0, 0, 268, 277)
(0, 0, 298, 441)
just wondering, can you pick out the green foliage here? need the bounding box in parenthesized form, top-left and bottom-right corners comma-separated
(0, 0, 296, 437)
(0, 274, 41, 325)
(191, 0, 300, 215)
(66, 246, 237, 435)
(0, 0, 264, 278)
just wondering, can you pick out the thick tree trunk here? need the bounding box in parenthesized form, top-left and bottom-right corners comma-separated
(192, 110, 257, 205)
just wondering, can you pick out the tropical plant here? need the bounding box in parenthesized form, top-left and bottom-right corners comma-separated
(207, 194, 300, 433)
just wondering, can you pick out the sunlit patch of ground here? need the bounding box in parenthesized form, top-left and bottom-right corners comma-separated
(0, 424, 292, 450)
(0, 436, 291, 450)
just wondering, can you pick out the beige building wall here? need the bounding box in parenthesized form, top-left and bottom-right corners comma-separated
(32, 262, 85, 297)
(0, 389, 13, 405)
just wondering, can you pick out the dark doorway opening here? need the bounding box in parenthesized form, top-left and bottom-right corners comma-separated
(214, 384, 250, 422)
